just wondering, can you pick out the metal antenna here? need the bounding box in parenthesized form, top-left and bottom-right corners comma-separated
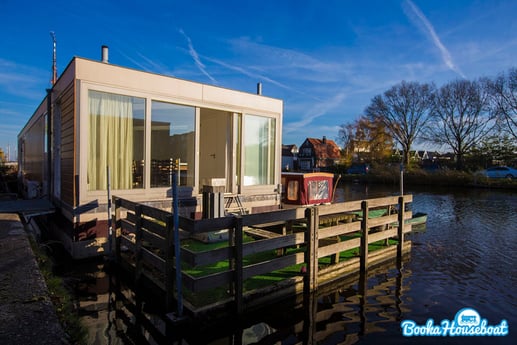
(50, 31, 57, 85)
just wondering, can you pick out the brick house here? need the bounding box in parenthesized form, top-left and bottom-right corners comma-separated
(298, 136, 341, 171)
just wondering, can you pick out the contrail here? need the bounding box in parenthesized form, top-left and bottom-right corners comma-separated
(404, 0, 466, 78)
(179, 29, 218, 84)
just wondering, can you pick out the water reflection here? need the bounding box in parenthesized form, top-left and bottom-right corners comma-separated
(65, 183, 516, 344)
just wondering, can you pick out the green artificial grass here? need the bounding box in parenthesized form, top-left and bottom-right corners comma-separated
(179, 232, 398, 307)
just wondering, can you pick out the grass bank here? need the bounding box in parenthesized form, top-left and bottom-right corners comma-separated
(29, 238, 88, 344)
(340, 166, 517, 190)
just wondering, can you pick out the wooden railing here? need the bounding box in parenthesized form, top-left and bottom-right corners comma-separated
(113, 195, 413, 316)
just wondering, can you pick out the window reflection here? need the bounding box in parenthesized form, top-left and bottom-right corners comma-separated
(151, 101, 195, 187)
(243, 114, 275, 186)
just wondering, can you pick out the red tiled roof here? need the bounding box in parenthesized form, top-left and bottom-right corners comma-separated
(305, 138, 341, 159)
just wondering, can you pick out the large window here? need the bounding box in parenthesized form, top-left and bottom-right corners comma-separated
(88, 90, 145, 191)
(243, 114, 276, 186)
(151, 101, 195, 187)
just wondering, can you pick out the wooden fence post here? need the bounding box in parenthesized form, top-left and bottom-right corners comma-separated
(165, 215, 174, 312)
(397, 196, 405, 259)
(304, 207, 319, 294)
(360, 201, 369, 273)
(133, 205, 144, 321)
(114, 197, 121, 263)
(234, 216, 244, 314)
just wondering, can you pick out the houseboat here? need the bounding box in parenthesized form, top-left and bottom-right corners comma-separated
(281, 172, 334, 206)
(18, 47, 283, 258)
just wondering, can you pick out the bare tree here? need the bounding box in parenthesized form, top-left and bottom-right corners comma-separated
(490, 68, 517, 140)
(337, 122, 355, 158)
(428, 79, 495, 170)
(365, 81, 434, 166)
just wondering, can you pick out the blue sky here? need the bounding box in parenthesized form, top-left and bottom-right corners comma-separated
(1, 0, 516, 160)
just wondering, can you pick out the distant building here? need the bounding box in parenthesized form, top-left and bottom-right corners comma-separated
(298, 136, 341, 171)
(282, 144, 298, 171)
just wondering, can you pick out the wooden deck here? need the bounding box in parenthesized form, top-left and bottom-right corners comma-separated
(112, 194, 413, 321)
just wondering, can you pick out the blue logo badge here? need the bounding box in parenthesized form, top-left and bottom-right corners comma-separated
(401, 308, 509, 337)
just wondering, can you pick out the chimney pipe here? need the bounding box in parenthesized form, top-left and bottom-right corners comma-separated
(101, 45, 109, 63)
(257, 82, 262, 95)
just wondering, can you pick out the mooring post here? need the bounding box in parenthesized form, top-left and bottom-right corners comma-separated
(304, 207, 319, 294)
(234, 216, 244, 314)
(360, 201, 369, 273)
(397, 196, 405, 259)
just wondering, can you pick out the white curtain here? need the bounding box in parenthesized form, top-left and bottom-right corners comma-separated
(88, 91, 134, 190)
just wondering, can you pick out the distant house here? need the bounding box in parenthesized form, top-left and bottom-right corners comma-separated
(298, 136, 341, 171)
(282, 144, 298, 171)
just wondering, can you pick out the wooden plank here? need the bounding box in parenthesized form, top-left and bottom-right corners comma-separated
(317, 201, 362, 216)
(244, 227, 282, 239)
(243, 252, 305, 279)
(118, 198, 137, 211)
(368, 214, 399, 228)
(141, 204, 170, 223)
(60, 150, 74, 159)
(189, 216, 236, 234)
(366, 196, 400, 208)
(182, 246, 232, 267)
(242, 233, 304, 256)
(183, 270, 234, 292)
(120, 235, 136, 252)
(368, 228, 398, 244)
(121, 218, 136, 233)
(141, 228, 166, 252)
(128, 213, 167, 238)
(318, 237, 360, 258)
(241, 208, 306, 227)
(141, 247, 166, 273)
(318, 221, 361, 239)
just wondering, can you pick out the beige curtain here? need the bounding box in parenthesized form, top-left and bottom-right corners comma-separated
(88, 91, 134, 190)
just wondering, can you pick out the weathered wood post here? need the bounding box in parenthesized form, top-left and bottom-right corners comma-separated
(360, 201, 369, 273)
(113, 197, 121, 263)
(165, 215, 174, 312)
(172, 158, 184, 318)
(234, 216, 244, 314)
(304, 207, 319, 294)
(134, 205, 143, 284)
(107, 166, 113, 255)
(134, 205, 144, 322)
(397, 196, 405, 259)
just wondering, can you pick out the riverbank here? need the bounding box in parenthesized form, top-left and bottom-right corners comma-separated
(0, 213, 70, 345)
(339, 167, 517, 190)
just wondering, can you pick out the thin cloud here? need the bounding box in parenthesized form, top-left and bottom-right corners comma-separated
(284, 91, 347, 134)
(403, 0, 466, 78)
(0, 59, 47, 100)
(202, 55, 294, 92)
(179, 29, 218, 84)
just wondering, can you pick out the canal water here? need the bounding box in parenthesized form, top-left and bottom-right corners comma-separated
(58, 183, 516, 344)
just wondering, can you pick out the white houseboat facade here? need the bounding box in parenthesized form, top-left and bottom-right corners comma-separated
(18, 52, 283, 258)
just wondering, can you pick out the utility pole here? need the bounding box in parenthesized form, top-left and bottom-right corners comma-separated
(50, 32, 57, 85)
